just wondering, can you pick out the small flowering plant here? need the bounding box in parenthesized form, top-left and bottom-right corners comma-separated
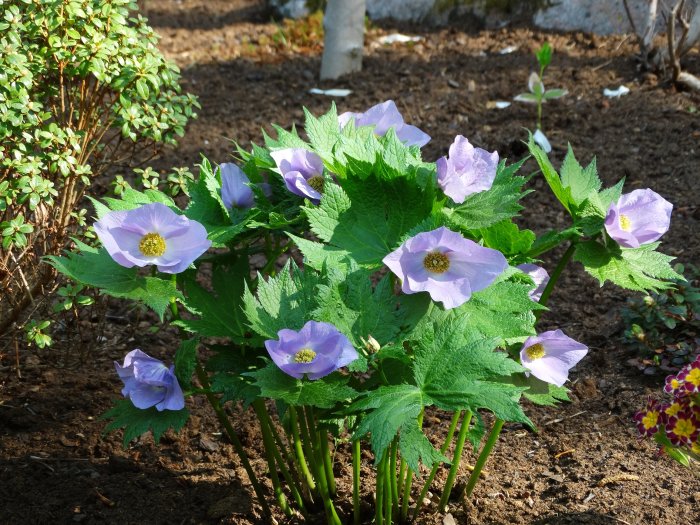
(50, 101, 683, 523)
(635, 356, 700, 472)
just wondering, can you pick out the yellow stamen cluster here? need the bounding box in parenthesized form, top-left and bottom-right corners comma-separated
(525, 343, 546, 361)
(293, 348, 317, 363)
(307, 175, 325, 193)
(619, 214, 632, 231)
(139, 232, 166, 257)
(641, 411, 659, 430)
(686, 368, 700, 388)
(423, 251, 450, 274)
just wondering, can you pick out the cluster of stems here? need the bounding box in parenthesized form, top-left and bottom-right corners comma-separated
(175, 239, 576, 523)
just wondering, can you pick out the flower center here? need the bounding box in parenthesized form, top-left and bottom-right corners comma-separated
(673, 418, 696, 438)
(525, 343, 546, 361)
(664, 402, 681, 417)
(293, 348, 317, 363)
(686, 368, 700, 388)
(423, 251, 450, 273)
(139, 233, 166, 257)
(619, 214, 632, 231)
(641, 411, 658, 430)
(307, 175, 325, 193)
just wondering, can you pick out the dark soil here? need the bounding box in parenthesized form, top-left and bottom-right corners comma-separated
(2, 1, 700, 524)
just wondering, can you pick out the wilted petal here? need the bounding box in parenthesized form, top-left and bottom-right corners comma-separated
(114, 349, 184, 411)
(533, 129, 551, 153)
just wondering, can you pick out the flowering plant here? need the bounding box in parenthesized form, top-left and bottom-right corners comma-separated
(50, 101, 683, 523)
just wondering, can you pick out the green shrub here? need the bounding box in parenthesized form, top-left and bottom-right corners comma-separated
(0, 0, 198, 336)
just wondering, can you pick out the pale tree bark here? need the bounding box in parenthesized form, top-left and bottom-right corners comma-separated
(320, 0, 366, 80)
(624, 0, 700, 90)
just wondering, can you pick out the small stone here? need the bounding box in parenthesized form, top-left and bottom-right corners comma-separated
(199, 435, 220, 453)
(443, 513, 457, 525)
(447, 79, 460, 88)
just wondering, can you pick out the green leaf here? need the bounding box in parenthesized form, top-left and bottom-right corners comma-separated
(174, 338, 198, 390)
(312, 265, 403, 347)
(248, 363, 358, 408)
(304, 176, 431, 268)
(399, 421, 448, 472)
(243, 260, 321, 338)
(559, 145, 601, 208)
(264, 124, 309, 150)
(443, 158, 529, 230)
(185, 161, 227, 229)
(208, 346, 262, 406)
(102, 399, 189, 448)
(574, 241, 683, 292)
(351, 384, 424, 462)
(528, 226, 581, 257)
(287, 233, 351, 272)
(303, 103, 340, 163)
(46, 247, 183, 320)
(515, 375, 570, 406)
(480, 220, 536, 256)
(177, 260, 249, 340)
(528, 136, 571, 212)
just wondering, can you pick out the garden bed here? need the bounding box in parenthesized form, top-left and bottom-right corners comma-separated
(1, 1, 700, 523)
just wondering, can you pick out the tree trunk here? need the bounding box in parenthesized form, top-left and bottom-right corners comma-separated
(320, 0, 366, 80)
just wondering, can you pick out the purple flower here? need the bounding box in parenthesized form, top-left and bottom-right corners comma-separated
(270, 148, 325, 204)
(338, 100, 431, 147)
(265, 321, 359, 380)
(436, 136, 499, 203)
(383, 226, 508, 309)
(604, 189, 672, 249)
(115, 349, 185, 411)
(520, 330, 588, 387)
(94, 202, 211, 274)
(517, 263, 550, 302)
(220, 163, 255, 209)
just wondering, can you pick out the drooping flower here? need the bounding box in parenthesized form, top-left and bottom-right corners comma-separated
(338, 100, 431, 147)
(220, 163, 255, 209)
(634, 398, 661, 437)
(382, 226, 508, 309)
(270, 148, 325, 204)
(436, 135, 499, 204)
(265, 320, 358, 380)
(604, 189, 673, 249)
(94, 202, 211, 274)
(520, 329, 588, 387)
(516, 263, 550, 302)
(115, 349, 185, 411)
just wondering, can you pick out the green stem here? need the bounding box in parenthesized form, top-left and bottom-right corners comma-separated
(289, 406, 317, 495)
(535, 241, 577, 320)
(252, 400, 292, 517)
(389, 438, 399, 517)
(195, 365, 272, 519)
(304, 407, 342, 525)
(399, 408, 424, 522)
(262, 404, 304, 489)
(461, 419, 505, 501)
(438, 410, 473, 510)
(169, 274, 179, 319)
(412, 410, 462, 521)
(384, 451, 393, 525)
(253, 400, 305, 515)
(376, 453, 385, 525)
(319, 428, 336, 496)
(352, 440, 361, 525)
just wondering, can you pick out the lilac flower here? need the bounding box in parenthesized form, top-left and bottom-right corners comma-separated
(517, 263, 550, 302)
(338, 100, 431, 147)
(94, 202, 211, 274)
(520, 330, 588, 387)
(115, 349, 185, 411)
(220, 163, 255, 209)
(383, 226, 508, 309)
(436, 135, 499, 203)
(604, 189, 672, 249)
(265, 321, 358, 380)
(270, 148, 325, 204)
